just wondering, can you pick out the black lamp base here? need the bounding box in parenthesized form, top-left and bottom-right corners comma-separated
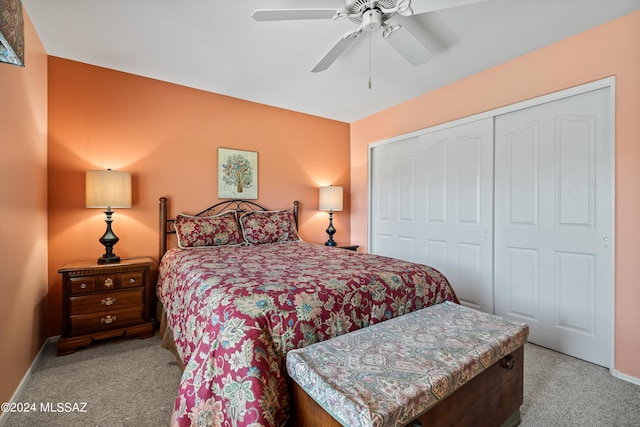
(98, 254, 121, 264)
(324, 210, 337, 247)
(98, 209, 121, 264)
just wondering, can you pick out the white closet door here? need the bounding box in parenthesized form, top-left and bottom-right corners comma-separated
(494, 88, 613, 367)
(370, 118, 494, 313)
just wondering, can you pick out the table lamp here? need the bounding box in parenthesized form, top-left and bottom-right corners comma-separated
(86, 169, 132, 264)
(319, 185, 343, 246)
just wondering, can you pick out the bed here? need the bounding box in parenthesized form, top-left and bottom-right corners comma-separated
(156, 197, 459, 427)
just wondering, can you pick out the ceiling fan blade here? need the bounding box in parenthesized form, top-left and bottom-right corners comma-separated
(384, 24, 433, 66)
(252, 9, 341, 21)
(312, 29, 362, 73)
(400, 0, 489, 16)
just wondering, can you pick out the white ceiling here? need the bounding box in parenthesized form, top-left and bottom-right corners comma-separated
(21, 0, 640, 123)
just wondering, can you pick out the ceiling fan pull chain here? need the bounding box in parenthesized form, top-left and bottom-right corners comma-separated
(368, 29, 372, 89)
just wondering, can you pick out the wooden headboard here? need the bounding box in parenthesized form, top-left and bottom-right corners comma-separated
(159, 197, 300, 261)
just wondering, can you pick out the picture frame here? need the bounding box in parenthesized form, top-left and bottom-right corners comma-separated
(217, 148, 258, 200)
(0, 0, 25, 67)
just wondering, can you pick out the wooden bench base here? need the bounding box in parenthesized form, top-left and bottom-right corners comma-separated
(288, 345, 524, 427)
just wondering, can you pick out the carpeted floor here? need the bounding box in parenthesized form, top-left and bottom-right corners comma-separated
(2, 335, 640, 426)
(520, 344, 640, 426)
(2, 335, 180, 427)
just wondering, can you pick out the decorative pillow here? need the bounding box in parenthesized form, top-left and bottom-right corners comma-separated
(239, 210, 300, 244)
(174, 211, 243, 248)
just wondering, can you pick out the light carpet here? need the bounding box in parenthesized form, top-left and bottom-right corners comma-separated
(3, 336, 640, 426)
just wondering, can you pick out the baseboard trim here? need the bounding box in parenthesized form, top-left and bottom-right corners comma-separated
(0, 336, 59, 427)
(611, 368, 640, 386)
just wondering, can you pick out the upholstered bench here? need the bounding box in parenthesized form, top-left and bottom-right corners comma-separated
(286, 301, 529, 427)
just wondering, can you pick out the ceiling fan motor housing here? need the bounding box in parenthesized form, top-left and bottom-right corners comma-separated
(363, 9, 383, 31)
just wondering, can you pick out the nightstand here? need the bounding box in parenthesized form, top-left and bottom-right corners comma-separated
(337, 245, 359, 251)
(57, 256, 155, 356)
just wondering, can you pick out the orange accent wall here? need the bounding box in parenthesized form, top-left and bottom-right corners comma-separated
(47, 58, 351, 336)
(351, 11, 640, 378)
(0, 13, 48, 408)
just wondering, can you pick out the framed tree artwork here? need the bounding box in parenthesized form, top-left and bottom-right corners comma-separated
(218, 148, 258, 199)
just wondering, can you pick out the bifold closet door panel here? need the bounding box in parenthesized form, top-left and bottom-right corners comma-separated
(493, 87, 613, 367)
(370, 117, 494, 314)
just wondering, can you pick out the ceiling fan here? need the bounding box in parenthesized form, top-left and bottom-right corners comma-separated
(252, 0, 488, 73)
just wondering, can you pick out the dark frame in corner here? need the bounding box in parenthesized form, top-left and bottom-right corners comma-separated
(0, 0, 25, 67)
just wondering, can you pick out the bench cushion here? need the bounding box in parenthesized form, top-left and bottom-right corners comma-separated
(286, 301, 529, 427)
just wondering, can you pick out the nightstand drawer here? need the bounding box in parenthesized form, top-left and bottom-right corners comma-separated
(70, 276, 97, 294)
(69, 307, 144, 335)
(69, 289, 144, 315)
(121, 271, 144, 288)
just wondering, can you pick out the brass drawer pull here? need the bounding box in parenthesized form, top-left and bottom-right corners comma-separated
(101, 315, 116, 324)
(129, 278, 136, 284)
(80, 283, 87, 289)
(101, 297, 117, 306)
(103, 278, 114, 288)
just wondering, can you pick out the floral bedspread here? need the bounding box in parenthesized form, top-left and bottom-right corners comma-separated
(287, 301, 529, 427)
(157, 241, 458, 427)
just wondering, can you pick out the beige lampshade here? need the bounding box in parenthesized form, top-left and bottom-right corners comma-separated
(319, 185, 343, 212)
(86, 169, 132, 208)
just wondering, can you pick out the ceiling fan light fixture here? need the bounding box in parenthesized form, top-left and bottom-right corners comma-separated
(362, 9, 382, 31)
